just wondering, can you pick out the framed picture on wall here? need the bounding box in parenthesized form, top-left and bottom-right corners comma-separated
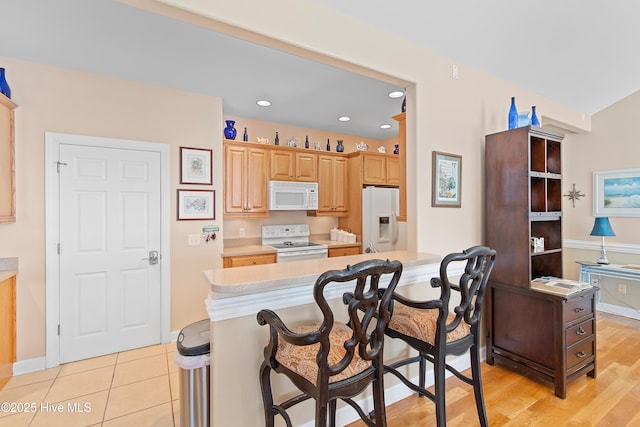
(432, 151, 462, 208)
(177, 189, 215, 220)
(593, 168, 640, 217)
(180, 147, 212, 185)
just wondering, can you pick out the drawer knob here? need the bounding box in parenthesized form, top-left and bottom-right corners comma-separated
(576, 327, 586, 336)
(576, 351, 587, 358)
(252, 261, 257, 265)
(574, 307, 585, 313)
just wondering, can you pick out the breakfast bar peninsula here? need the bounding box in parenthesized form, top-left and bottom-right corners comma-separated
(202, 250, 449, 426)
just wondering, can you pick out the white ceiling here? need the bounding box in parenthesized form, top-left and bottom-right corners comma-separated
(1, 0, 639, 140)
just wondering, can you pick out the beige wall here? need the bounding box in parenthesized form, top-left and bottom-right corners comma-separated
(0, 56, 224, 361)
(6, 0, 636, 364)
(158, 0, 590, 259)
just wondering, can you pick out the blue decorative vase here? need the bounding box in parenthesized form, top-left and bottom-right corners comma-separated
(531, 106, 540, 126)
(393, 144, 399, 155)
(336, 140, 344, 152)
(0, 68, 11, 99)
(305, 135, 309, 149)
(224, 120, 237, 140)
(508, 97, 518, 130)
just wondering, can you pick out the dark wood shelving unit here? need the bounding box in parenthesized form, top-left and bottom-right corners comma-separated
(484, 126, 597, 399)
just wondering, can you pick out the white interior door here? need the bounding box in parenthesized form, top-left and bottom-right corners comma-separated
(58, 143, 162, 363)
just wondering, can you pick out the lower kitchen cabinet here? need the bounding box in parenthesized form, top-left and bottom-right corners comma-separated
(0, 274, 16, 389)
(328, 245, 361, 257)
(222, 253, 276, 268)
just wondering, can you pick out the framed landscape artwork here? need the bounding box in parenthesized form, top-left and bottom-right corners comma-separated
(593, 168, 640, 217)
(177, 189, 215, 220)
(180, 147, 212, 185)
(432, 151, 462, 208)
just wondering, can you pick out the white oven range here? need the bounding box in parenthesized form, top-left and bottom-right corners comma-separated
(262, 224, 328, 263)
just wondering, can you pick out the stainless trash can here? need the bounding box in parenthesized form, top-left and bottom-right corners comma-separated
(175, 319, 211, 427)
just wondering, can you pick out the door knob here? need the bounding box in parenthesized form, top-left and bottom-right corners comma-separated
(142, 250, 159, 265)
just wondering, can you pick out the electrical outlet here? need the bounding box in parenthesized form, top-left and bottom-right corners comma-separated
(452, 64, 459, 80)
(239, 228, 245, 237)
(618, 284, 627, 295)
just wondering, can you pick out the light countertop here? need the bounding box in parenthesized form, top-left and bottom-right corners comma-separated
(204, 250, 440, 296)
(221, 240, 360, 257)
(0, 270, 17, 282)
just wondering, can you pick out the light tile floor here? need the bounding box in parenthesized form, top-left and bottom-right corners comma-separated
(0, 344, 182, 427)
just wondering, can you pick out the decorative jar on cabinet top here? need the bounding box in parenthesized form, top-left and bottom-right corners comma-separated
(224, 120, 237, 140)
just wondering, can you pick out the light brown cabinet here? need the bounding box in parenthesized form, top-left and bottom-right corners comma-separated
(0, 274, 16, 389)
(313, 154, 348, 216)
(328, 245, 361, 257)
(270, 150, 317, 182)
(223, 253, 276, 268)
(224, 142, 269, 218)
(362, 154, 400, 186)
(0, 94, 17, 223)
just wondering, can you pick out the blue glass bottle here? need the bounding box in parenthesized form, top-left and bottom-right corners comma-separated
(274, 132, 279, 145)
(530, 106, 540, 126)
(243, 127, 248, 142)
(326, 139, 330, 151)
(508, 97, 518, 130)
(305, 135, 309, 149)
(223, 120, 237, 140)
(0, 68, 11, 99)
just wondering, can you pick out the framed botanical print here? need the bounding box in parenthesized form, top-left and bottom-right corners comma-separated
(432, 151, 462, 208)
(180, 147, 212, 185)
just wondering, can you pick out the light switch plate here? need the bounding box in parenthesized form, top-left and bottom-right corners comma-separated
(188, 234, 201, 246)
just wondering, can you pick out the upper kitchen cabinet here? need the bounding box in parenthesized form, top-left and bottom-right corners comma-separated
(311, 154, 348, 216)
(269, 148, 317, 182)
(0, 94, 17, 223)
(224, 141, 269, 218)
(361, 153, 400, 186)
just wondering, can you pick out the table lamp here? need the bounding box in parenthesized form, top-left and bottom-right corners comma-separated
(590, 217, 615, 264)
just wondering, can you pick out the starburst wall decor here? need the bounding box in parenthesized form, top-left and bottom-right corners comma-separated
(563, 183, 585, 207)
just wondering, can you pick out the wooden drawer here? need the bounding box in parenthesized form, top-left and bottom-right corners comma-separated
(566, 319, 594, 347)
(328, 246, 361, 257)
(566, 338, 595, 372)
(223, 253, 276, 268)
(564, 294, 594, 324)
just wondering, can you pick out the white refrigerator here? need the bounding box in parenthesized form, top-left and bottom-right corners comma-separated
(362, 186, 400, 253)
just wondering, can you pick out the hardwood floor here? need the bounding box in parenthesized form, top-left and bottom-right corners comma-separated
(348, 311, 640, 426)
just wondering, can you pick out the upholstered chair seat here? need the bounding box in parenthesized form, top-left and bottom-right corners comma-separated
(387, 305, 470, 346)
(276, 323, 371, 385)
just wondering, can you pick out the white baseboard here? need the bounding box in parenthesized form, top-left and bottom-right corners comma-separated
(13, 357, 47, 376)
(597, 303, 640, 320)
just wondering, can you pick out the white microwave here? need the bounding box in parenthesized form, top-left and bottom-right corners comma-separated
(268, 181, 319, 211)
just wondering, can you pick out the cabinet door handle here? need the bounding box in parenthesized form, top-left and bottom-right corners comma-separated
(574, 307, 585, 313)
(576, 327, 586, 335)
(576, 351, 587, 358)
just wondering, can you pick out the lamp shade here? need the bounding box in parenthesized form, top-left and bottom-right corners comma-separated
(590, 217, 615, 237)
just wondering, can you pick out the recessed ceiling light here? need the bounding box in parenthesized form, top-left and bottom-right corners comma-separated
(380, 124, 392, 129)
(338, 116, 351, 122)
(388, 91, 404, 99)
(256, 100, 271, 107)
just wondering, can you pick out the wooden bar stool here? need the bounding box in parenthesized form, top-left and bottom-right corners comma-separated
(257, 258, 403, 427)
(384, 246, 496, 427)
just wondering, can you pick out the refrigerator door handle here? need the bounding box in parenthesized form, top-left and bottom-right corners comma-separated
(391, 210, 399, 247)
